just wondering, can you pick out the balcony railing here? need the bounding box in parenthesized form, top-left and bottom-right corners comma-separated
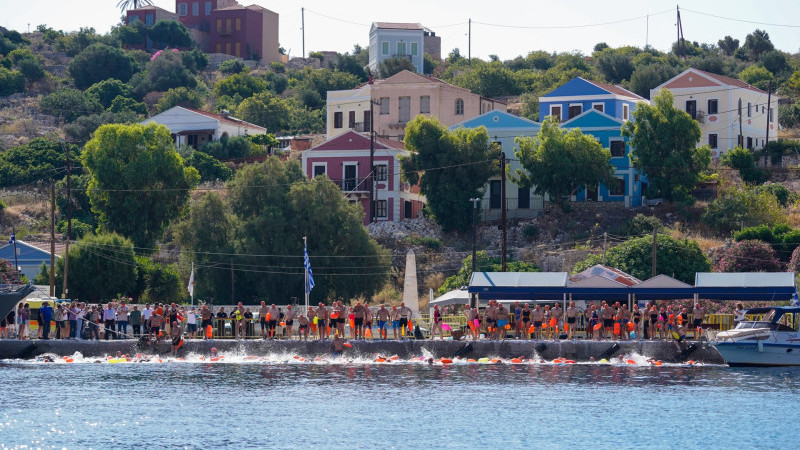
(392, 54, 413, 60)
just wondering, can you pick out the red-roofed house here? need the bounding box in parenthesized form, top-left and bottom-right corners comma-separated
(301, 131, 424, 224)
(326, 70, 506, 141)
(141, 106, 266, 148)
(651, 67, 779, 157)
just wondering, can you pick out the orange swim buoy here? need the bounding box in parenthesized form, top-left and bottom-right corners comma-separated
(549, 318, 557, 327)
(280, 322, 286, 327)
(65, 358, 73, 363)
(553, 358, 563, 364)
(490, 359, 501, 364)
(467, 358, 476, 362)
(613, 323, 621, 335)
(344, 342, 352, 348)
(376, 358, 386, 363)
(265, 313, 271, 321)
(390, 355, 399, 361)
(654, 361, 663, 366)
(210, 357, 220, 362)
(563, 360, 576, 364)
(528, 325, 535, 333)
(625, 359, 636, 365)
(511, 358, 523, 364)
(593, 323, 602, 331)
(440, 358, 453, 364)
(505, 323, 511, 330)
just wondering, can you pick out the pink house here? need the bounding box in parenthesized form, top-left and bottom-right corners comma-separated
(301, 131, 424, 224)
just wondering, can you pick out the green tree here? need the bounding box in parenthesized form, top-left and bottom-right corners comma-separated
(335, 52, 369, 81)
(743, 29, 774, 61)
(628, 63, 679, 99)
(594, 47, 636, 84)
(181, 48, 209, 73)
(33, 262, 50, 285)
(136, 50, 196, 95)
(53, 232, 137, 302)
(453, 63, 521, 97)
(39, 88, 103, 123)
(622, 89, 711, 202)
(86, 79, 132, 109)
(154, 86, 203, 113)
(62, 110, 141, 144)
(721, 146, 767, 184)
(148, 20, 192, 49)
(183, 149, 233, 182)
(573, 234, 710, 284)
(378, 56, 417, 78)
(713, 240, 782, 272)
(513, 116, 616, 212)
(701, 187, 786, 236)
(82, 123, 200, 248)
(15, 57, 45, 84)
(235, 91, 290, 133)
(718, 36, 740, 56)
(0, 138, 81, 188)
(437, 250, 539, 296)
(219, 59, 249, 74)
(68, 43, 138, 89)
(109, 96, 147, 116)
(56, 174, 96, 228)
(134, 256, 183, 303)
(400, 116, 499, 231)
(738, 65, 774, 90)
(198, 135, 252, 160)
(213, 72, 268, 98)
(0, 68, 26, 96)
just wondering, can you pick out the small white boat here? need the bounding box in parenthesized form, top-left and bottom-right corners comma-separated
(712, 307, 800, 367)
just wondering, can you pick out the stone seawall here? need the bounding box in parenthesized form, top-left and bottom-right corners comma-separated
(0, 339, 724, 364)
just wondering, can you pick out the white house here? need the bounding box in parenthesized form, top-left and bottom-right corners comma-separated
(369, 22, 426, 74)
(651, 68, 779, 158)
(141, 106, 267, 148)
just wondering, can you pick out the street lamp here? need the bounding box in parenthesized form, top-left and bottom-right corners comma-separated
(469, 198, 479, 308)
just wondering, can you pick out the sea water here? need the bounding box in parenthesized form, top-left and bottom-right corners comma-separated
(1, 353, 798, 449)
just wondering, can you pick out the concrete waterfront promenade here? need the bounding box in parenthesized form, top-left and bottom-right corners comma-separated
(0, 339, 725, 363)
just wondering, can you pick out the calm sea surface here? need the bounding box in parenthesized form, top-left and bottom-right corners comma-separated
(1, 355, 799, 449)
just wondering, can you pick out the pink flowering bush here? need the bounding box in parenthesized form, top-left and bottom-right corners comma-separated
(713, 240, 783, 272)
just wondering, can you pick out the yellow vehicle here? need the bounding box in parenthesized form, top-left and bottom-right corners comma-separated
(21, 297, 66, 337)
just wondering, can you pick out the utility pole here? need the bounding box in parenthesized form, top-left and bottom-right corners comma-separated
(764, 81, 772, 168)
(468, 18, 472, 65)
(738, 98, 743, 148)
(603, 232, 608, 265)
(369, 97, 375, 224)
(61, 139, 72, 299)
(230, 259, 235, 302)
(676, 6, 685, 59)
(49, 185, 55, 297)
(11, 227, 18, 282)
(645, 13, 649, 48)
(301, 7, 305, 59)
(470, 197, 479, 309)
(651, 228, 657, 278)
(500, 152, 507, 272)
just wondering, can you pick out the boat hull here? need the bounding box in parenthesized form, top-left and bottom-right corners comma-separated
(714, 341, 800, 367)
(0, 283, 35, 319)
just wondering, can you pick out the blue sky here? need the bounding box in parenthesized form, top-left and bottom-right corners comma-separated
(4, 0, 799, 60)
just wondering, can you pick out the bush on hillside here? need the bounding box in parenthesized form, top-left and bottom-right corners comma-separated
(713, 240, 782, 272)
(721, 146, 767, 184)
(68, 43, 138, 89)
(701, 187, 785, 236)
(0, 68, 25, 96)
(39, 88, 102, 123)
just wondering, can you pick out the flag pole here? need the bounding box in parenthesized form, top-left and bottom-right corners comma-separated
(188, 261, 195, 306)
(303, 236, 309, 312)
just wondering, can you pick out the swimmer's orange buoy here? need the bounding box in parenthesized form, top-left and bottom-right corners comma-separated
(468, 359, 476, 363)
(330, 312, 339, 319)
(376, 358, 386, 363)
(625, 359, 636, 365)
(365, 328, 372, 338)
(206, 325, 213, 338)
(490, 359, 500, 364)
(529, 325, 535, 333)
(563, 323, 568, 331)
(553, 358, 563, 364)
(627, 322, 635, 332)
(613, 323, 621, 335)
(504, 323, 511, 330)
(299, 358, 306, 362)
(344, 342, 352, 348)
(390, 355, 399, 360)
(593, 323, 602, 331)
(549, 318, 557, 327)
(265, 313, 271, 321)
(293, 355, 300, 359)
(440, 358, 453, 364)
(687, 360, 696, 365)
(408, 320, 413, 332)
(564, 360, 576, 364)
(511, 358, 522, 364)
(210, 357, 220, 362)
(280, 322, 286, 326)
(349, 319, 355, 328)
(65, 358, 73, 363)
(654, 361, 663, 366)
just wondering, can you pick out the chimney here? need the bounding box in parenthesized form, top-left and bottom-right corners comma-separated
(220, 110, 230, 117)
(368, 74, 373, 85)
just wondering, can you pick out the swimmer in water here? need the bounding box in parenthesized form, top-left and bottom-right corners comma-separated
(331, 334, 344, 357)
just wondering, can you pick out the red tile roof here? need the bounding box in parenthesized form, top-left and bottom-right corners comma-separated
(311, 131, 405, 151)
(691, 68, 767, 94)
(182, 107, 266, 131)
(585, 79, 646, 100)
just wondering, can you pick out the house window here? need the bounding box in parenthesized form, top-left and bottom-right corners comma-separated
(550, 105, 562, 122)
(568, 104, 582, 119)
(376, 200, 388, 218)
(380, 97, 390, 115)
(610, 140, 626, 157)
(205, 1, 212, 15)
(708, 99, 718, 115)
(363, 110, 371, 132)
(225, 42, 231, 54)
(489, 180, 502, 209)
(381, 42, 389, 55)
(747, 102, 752, 117)
(216, 18, 222, 32)
(312, 164, 326, 178)
(348, 111, 356, 129)
(333, 111, 343, 129)
(455, 98, 464, 115)
(420, 96, 430, 114)
(226, 18, 232, 33)
(376, 164, 388, 182)
(709, 133, 718, 149)
(747, 137, 753, 149)
(518, 187, 530, 209)
(685, 100, 697, 120)
(343, 164, 358, 191)
(610, 178, 625, 196)
(411, 42, 418, 56)
(235, 18, 241, 31)
(178, 3, 187, 16)
(215, 42, 222, 53)
(235, 42, 241, 57)
(399, 96, 411, 123)
(145, 14, 154, 26)
(192, 2, 199, 16)
(623, 104, 629, 121)
(770, 108, 775, 123)
(592, 103, 604, 113)
(397, 42, 406, 55)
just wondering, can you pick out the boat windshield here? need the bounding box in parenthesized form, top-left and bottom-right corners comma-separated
(761, 310, 777, 322)
(735, 321, 772, 329)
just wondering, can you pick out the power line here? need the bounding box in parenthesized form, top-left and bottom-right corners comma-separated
(681, 8, 800, 28)
(471, 9, 673, 30)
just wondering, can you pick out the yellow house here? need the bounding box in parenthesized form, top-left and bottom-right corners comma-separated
(651, 68, 779, 158)
(326, 70, 506, 141)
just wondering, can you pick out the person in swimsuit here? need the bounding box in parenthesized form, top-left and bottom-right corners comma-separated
(531, 305, 544, 340)
(466, 307, 479, 341)
(315, 303, 328, 340)
(566, 302, 577, 340)
(331, 334, 344, 357)
(590, 305, 600, 340)
(376, 304, 389, 340)
(398, 302, 412, 338)
(258, 301, 269, 339)
(297, 314, 309, 341)
(496, 303, 509, 340)
(284, 304, 295, 338)
(485, 301, 498, 339)
(648, 304, 658, 341)
(601, 302, 614, 340)
(391, 306, 400, 340)
(692, 303, 705, 340)
(632, 304, 641, 340)
(363, 304, 373, 339)
(551, 303, 563, 338)
(513, 302, 522, 339)
(431, 305, 443, 340)
(521, 304, 531, 340)
(170, 321, 182, 356)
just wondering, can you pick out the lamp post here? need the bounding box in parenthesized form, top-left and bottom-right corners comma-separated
(469, 197, 479, 308)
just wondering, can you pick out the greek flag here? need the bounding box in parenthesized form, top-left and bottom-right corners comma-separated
(304, 243, 315, 294)
(8, 233, 14, 245)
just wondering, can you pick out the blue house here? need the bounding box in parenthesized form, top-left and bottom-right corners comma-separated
(451, 110, 544, 220)
(560, 109, 644, 207)
(539, 77, 646, 122)
(0, 240, 57, 281)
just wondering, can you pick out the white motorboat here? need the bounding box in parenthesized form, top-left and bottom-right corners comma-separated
(712, 307, 800, 367)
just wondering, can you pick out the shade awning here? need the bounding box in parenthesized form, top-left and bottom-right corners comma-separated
(694, 272, 797, 301)
(468, 272, 568, 300)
